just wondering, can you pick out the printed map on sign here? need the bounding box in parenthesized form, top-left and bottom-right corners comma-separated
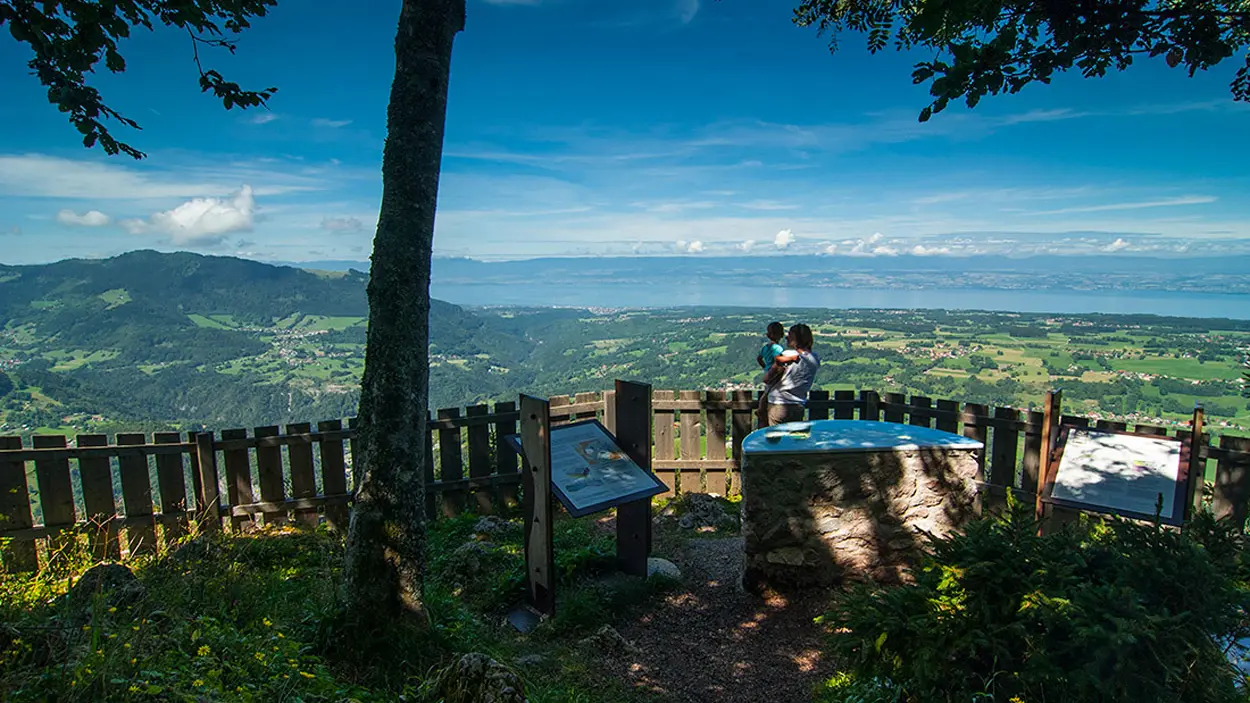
(548, 421, 666, 516)
(1051, 428, 1183, 520)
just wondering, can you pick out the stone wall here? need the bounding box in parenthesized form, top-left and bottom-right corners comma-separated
(740, 446, 980, 592)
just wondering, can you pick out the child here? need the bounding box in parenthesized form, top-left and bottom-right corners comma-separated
(756, 322, 786, 427)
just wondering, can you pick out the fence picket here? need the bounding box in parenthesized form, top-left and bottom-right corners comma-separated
(679, 390, 702, 494)
(255, 425, 285, 525)
(317, 420, 349, 530)
(729, 390, 754, 496)
(0, 436, 37, 572)
(77, 434, 118, 560)
(705, 390, 728, 495)
(653, 391, 676, 495)
(1213, 436, 1250, 529)
(285, 423, 318, 527)
(808, 389, 830, 421)
(909, 396, 932, 428)
(220, 428, 254, 531)
(494, 401, 520, 508)
(935, 399, 959, 433)
(833, 390, 856, 420)
(438, 408, 465, 516)
(1021, 411, 1043, 495)
(882, 392, 906, 423)
(116, 433, 155, 557)
(466, 405, 494, 514)
(154, 432, 189, 544)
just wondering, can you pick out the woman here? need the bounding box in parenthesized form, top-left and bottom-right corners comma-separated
(762, 323, 820, 427)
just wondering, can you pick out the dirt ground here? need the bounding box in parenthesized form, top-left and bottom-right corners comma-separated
(602, 535, 838, 703)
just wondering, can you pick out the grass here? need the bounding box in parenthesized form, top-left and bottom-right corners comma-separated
(1114, 357, 1243, 381)
(0, 511, 676, 703)
(187, 314, 233, 330)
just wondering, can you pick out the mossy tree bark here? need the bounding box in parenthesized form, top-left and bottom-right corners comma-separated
(344, 0, 465, 629)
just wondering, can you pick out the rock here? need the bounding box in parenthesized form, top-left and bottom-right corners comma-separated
(424, 652, 527, 703)
(446, 541, 497, 582)
(579, 624, 638, 655)
(514, 653, 546, 667)
(473, 516, 514, 536)
(65, 564, 145, 620)
(646, 557, 682, 581)
(765, 547, 807, 566)
(662, 492, 739, 532)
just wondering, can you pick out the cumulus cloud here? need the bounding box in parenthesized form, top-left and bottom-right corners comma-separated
(911, 244, 952, 256)
(774, 229, 795, 249)
(1103, 237, 1131, 252)
(872, 245, 899, 256)
(686, 240, 705, 253)
(739, 239, 756, 252)
(321, 216, 365, 233)
(121, 185, 256, 246)
(56, 209, 111, 226)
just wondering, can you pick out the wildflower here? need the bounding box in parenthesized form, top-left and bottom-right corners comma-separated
(277, 632, 285, 639)
(130, 658, 137, 665)
(262, 618, 272, 627)
(123, 643, 131, 649)
(299, 671, 315, 679)
(197, 645, 211, 657)
(254, 652, 265, 662)
(130, 685, 140, 693)
(132, 625, 139, 631)
(273, 646, 279, 651)
(108, 607, 117, 613)
(193, 679, 204, 687)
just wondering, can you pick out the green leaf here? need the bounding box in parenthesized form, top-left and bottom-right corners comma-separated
(918, 106, 932, 122)
(875, 631, 888, 652)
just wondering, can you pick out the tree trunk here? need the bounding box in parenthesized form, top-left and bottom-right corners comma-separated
(343, 0, 465, 629)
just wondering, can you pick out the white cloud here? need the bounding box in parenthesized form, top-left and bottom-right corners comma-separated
(686, 240, 705, 253)
(872, 245, 899, 256)
(868, 232, 884, 244)
(1030, 195, 1217, 216)
(0, 153, 328, 200)
(822, 243, 838, 255)
(248, 112, 279, 125)
(1103, 237, 1131, 252)
(738, 239, 756, 252)
(121, 185, 256, 246)
(321, 216, 365, 233)
(911, 244, 952, 256)
(56, 209, 111, 227)
(311, 118, 353, 128)
(774, 229, 795, 249)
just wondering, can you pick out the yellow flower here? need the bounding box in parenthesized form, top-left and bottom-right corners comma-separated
(197, 645, 211, 657)
(129, 685, 140, 693)
(299, 671, 315, 679)
(277, 633, 285, 639)
(272, 646, 279, 651)
(262, 618, 272, 627)
(254, 652, 265, 662)
(123, 643, 131, 649)
(130, 658, 137, 665)
(132, 625, 139, 631)
(193, 679, 204, 687)
(108, 607, 117, 613)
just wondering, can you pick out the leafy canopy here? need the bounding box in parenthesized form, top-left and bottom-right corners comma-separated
(794, 0, 1250, 121)
(1, 0, 278, 159)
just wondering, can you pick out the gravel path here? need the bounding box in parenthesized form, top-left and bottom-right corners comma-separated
(604, 536, 837, 702)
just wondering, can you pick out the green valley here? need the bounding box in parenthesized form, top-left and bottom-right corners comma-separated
(1, 251, 1247, 437)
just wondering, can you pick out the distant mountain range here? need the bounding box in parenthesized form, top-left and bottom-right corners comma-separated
(270, 254, 1250, 296)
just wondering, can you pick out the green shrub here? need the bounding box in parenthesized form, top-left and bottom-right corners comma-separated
(822, 498, 1250, 703)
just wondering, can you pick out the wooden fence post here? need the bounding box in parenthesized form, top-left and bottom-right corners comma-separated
(154, 432, 189, 544)
(1213, 435, 1250, 529)
(77, 434, 119, 560)
(317, 420, 350, 530)
(678, 390, 702, 495)
(612, 380, 653, 577)
(520, 394, 555, 617)
(1185, 404, 1206, 518)
(195, 432, 221, 533)
(1035, 390, 1061, 524)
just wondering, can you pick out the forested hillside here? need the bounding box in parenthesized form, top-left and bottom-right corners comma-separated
(2, 251, 1247, 436)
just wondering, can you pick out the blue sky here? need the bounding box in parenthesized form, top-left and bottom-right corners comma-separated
(0, 0, 1248, 265)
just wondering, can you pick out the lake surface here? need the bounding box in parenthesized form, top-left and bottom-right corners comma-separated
(431, 281, 1250, 320)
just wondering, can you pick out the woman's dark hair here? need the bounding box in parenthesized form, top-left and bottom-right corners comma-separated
(767, 321, 785, 340)
(789, 323, 814, 350)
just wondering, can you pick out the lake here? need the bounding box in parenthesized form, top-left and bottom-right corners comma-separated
(431, 282, 1250, 320)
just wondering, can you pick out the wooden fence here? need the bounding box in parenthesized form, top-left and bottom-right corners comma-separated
(3, 388, 1249, 573)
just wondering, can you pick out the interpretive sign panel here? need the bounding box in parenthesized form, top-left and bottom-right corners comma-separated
(1048, 426, 1185, 524)
(507, 419, 666, 518)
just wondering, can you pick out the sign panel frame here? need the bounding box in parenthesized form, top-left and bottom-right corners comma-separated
(506, 418, 667, 518)
(1042, 424, 1188, 526)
